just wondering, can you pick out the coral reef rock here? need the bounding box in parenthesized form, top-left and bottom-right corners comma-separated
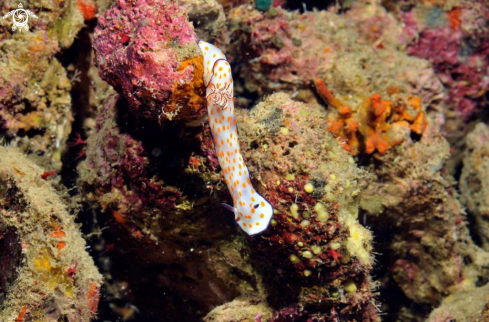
(0, 0, 85, 169)
(179, 0, 226, 41)
(93, 0, 206, 123)
(0, 146, 102, 321)
(460, 123, 489, 251)
(427, 283, 489, 322)
(235, 93, 379, 321)
(203, 296, 274, 322)
(227, 2, 445, 118)
(402, 1, 489, 122)
(361, 120, 489, 307)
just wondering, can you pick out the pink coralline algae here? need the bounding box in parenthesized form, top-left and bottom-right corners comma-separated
(93, 0, 206, 122)
(402, 3, 489, 121)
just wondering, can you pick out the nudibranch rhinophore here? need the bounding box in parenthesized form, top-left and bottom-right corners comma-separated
(198, 40, 273, 235)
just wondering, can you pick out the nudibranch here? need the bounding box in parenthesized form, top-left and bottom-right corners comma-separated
(198, 40, 273, 235)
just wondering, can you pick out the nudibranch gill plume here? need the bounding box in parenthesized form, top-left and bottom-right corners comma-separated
(198, 40, 273, 235)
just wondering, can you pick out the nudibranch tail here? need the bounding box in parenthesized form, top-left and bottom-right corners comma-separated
(198, 40, 273, 235)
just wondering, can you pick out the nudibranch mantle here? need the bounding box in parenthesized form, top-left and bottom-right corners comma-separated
(198, 40, 273, 235)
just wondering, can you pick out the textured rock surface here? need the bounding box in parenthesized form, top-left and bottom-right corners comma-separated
(226, 2, 445, 120)
(460, 123, 489, 250)
(0, 146, 102, 321)
(401, 1, 489, 122)
(0, 0, 84, 169)
(204, 296, 274, 322)
(361, 120, 489, 312)
(93, 0, 206, 122)
(179, 0, 226, 41)
(235, 93, 379, 321)
(427, 283, 489, 322)
(2, 0, 487, 320)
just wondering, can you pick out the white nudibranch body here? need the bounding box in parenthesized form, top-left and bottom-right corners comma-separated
(198, 40, 273, 235)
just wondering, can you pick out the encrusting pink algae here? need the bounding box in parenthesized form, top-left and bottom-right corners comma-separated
(93, 0, 206, 122)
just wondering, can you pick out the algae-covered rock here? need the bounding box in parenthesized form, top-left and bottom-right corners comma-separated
(460, 123, 489, 251)
(204, 296, 274, 322)
(427, 283, 489, 322)
(235, 93, 379, 321)
(360, 121, 489, 310)
(0, 146, 102, 321)
(179, 0, 226, 42)
(0, 0, 85, 169)
(227, 3, 444, 117)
